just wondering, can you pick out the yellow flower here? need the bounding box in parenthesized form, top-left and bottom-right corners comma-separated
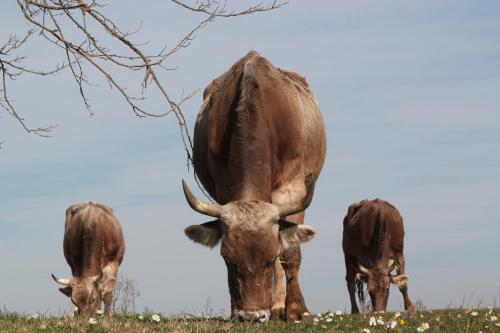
(399, 319, 405, 325)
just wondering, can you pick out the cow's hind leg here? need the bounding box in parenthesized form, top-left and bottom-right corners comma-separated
(271, 259, 286, 320)
(345, 257, 360, 314)
(396, 255, 413, 311)
(281, 245, 310, 321)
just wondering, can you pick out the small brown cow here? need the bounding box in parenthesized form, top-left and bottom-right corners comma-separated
(52, 201, 125, 316)
(342, 199, 413, 313)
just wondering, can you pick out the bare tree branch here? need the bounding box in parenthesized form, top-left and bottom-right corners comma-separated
(170, 0, 287, 17)
(2, 0, 284, 168)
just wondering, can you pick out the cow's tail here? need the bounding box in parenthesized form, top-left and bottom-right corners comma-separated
(356, 277, 365, 308)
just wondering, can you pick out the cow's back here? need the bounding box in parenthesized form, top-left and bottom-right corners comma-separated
(63, 202, 125, 277)
(343, 199, 404, 261)
(193, 51, 326, 205)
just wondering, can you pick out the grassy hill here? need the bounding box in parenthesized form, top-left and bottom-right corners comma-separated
(0, 308, 498, 332)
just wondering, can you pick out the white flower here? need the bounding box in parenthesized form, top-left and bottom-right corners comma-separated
(336, 310, 343, 315)
(30, 313, 40, 320)
(95, 309, 104, 315)
(490, 316, 497, 322)
(394, 311, 401, 318)
(471, 311, 479, 317)
(72, 305, 79, 313)
(313, 317, 319, 323)
(386, 320, 397, 329)
(326, 318, 333, 322)
(88, 317, 97, 325)
(369, 316, 377, 326)
(138, 315, 144, 320)
(416, 322, 430, 332)
(363, 329, 371, 333)
(376, 317, 385, 325)
(151, 314, 161, 322)
(294, 320, 301, 324)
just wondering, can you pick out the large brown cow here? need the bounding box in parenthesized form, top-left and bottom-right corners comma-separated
(52, 201, 125, 317)
(182, 51, 326, 321)
(342, 199, 413, 313)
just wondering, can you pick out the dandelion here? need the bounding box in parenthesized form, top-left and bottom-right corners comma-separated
(336, 310, 343, 315)
(471, 311, 479, 317)
(326, 318, 333, 323)
(399, 319, 405, 325)
(369, 316, 377, 326)
(151, 314, 161, 322)
(88, 317, 97, 325)
(386, 320, 397, 329)
(362, 329, 371, 333)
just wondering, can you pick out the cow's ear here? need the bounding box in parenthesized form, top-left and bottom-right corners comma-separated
(185, 220, 223, 248)
(278, 221, 315, 250)
(390, 274, 408, 287)
(59, 286, 72, 297)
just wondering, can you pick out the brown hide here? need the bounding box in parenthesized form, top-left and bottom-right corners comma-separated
(185, 51, 326, 321)
(342, 199, 413, 313)
(54, 202, 125, 316)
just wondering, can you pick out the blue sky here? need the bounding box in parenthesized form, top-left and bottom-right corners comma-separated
(1, 0, 499, 315)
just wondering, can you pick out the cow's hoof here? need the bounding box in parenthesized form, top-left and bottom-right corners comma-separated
(286, 303, 310, 321)
(270, 307, 285, 320)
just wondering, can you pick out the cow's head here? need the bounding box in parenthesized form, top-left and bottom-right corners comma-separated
(182, 180, 315, 321)
(358, 260, 408, 312)
(51, 273, 115, 316)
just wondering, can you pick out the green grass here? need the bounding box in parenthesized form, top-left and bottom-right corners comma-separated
(0, 308, 498, 332)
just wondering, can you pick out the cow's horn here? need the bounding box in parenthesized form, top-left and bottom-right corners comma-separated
(182, 179, 222, 218)
(52, 273, 70, 286)
(388, 259, 394, 269)
(358, 264, 370, 275)
(277, 192, 312, 218)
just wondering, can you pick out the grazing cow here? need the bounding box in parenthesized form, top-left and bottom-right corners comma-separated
(182, 51, 326, 321)
(52, 201, 125, 316)
(342, 199, 413, 313)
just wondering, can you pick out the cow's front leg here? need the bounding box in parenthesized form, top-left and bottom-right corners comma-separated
(281, 245, 309, 321)
(271, 259, 286, 320)
(103, 291, 113, 316)
(396, 255, 413, 311)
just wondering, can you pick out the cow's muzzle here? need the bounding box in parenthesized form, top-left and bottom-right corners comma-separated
(234, 309, 270, 322)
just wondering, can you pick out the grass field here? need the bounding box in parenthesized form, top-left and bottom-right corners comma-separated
(0, 308, 498, 333)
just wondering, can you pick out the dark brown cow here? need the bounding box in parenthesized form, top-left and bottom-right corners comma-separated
(182, 51, 326, 321)
(342, 199, 413, 313)
(52, 201, 125, 316)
